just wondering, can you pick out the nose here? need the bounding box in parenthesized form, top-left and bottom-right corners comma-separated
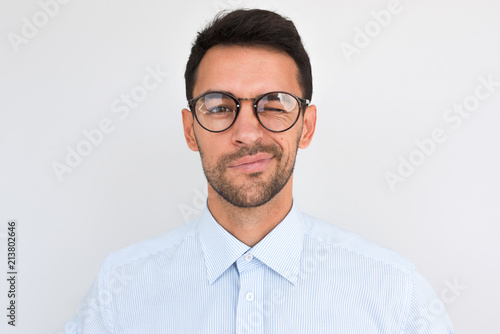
(230, 100, 264, 145)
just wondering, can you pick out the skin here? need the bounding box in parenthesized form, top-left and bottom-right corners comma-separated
(182, 45, 317, 247)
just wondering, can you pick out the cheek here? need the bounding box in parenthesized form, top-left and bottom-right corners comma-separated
(200, 145, 219, 163)
(197, 135, 229, 162)
(274, 138, 296, 163)
(275, 132, 301, 153)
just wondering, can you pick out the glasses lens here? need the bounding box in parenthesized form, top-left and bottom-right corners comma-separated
(195, 93, 237, 132)
(256, 93, 300, 131)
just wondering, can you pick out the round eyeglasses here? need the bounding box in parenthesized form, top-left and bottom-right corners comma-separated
(187, 91, 310, 133)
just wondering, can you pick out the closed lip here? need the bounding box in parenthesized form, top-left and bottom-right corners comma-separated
(228, 153, 274, 168)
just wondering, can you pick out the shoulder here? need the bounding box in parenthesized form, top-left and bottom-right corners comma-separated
(300, 212, 455, 332)
(99, 217, 200, 273)
(301, 212, 415, 276)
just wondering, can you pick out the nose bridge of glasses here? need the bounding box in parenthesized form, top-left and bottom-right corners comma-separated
(237, 97, 257, 109)
(236, 97, 258, 113)
(229, 97, 262, 136)
(233, 97, 258, 127)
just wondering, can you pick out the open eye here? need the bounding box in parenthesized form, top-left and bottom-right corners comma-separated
(205, 105, 235, 114)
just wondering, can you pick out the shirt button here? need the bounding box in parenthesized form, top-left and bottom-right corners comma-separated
(246, 292, 254, 302)
(244, 254, 254, 262)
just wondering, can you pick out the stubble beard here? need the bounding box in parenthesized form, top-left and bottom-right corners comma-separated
(198, 142, 299, 208)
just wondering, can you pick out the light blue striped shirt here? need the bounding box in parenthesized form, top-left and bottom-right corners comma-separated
(66, 203, 454, 333)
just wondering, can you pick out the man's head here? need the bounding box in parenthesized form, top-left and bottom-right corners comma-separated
(184, 9, 312, 101)
(182, 9, 316, 209)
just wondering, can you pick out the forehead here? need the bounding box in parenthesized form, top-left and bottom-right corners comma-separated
(193, 45, 301, 98)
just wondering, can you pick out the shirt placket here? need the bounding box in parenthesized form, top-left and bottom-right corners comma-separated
(235, 252, 265, 334)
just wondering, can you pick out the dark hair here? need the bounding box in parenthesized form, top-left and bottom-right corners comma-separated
(184, 9, 312, 101)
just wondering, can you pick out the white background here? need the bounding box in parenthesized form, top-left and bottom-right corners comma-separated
(1, 0, 499, 333)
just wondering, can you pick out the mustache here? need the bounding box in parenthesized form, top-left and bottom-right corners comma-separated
(218, 143, 282, 166)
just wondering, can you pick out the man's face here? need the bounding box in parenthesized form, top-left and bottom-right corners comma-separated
(182, 45, 315, 208)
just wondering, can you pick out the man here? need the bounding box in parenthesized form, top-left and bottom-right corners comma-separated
(66, 9, 454, 333)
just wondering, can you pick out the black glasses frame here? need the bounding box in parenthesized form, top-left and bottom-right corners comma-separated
(187, 91, 310, 133)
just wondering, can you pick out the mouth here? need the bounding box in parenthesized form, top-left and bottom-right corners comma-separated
(228, 152, 274, 173)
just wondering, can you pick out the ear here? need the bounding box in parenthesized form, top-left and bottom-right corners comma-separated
(182, 108, 199, 152)
(298, 104, 317, 149)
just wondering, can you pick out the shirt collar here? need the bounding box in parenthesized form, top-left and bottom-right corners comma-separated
(198, 201, 304, 285)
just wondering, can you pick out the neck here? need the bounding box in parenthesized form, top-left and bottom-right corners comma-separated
(206, 179, 293, 247)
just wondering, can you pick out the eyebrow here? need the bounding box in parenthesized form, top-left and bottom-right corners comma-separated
(202, 89, 236, 97)
(200, 90, 279, 100)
